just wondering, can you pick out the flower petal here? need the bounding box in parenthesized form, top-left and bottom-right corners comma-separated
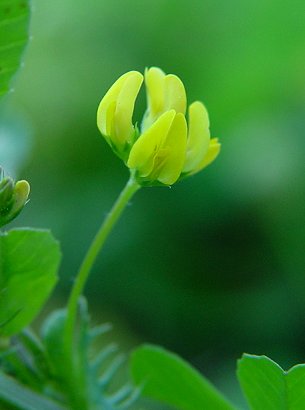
(97, 71, 143, 145)
(144, 67, 165, 117)
(190, 138, 221, 175)
(142, 68, 186, 132)
(105, 100, 116, 138)
(114, 72, 143, 144)
(127, 110, 176, 177)
(97, 71, 132, 135)
(164, 74, 186, 115)
(183, 101, 210, 173)
(158, 113, 187, 185)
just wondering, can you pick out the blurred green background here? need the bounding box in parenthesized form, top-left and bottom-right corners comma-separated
(1, 0, 305, 407)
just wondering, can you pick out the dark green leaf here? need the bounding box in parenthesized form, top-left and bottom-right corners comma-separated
(131, 344, 236, 410)
(0, 0, 30, 97)
(237, 354, 305, 410)
(0, 228, 61, 336)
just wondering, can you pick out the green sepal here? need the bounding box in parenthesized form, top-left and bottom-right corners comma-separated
(0, 178, 14, 215)
(102, 125, 140, 164)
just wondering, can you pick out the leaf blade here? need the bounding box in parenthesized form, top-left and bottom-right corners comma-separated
(0, 228, 61, 336)
(0, 0, 30, 97)
(131, 344, 236, 410)
(287, 364, 305, 410)
(237, 354, 286, 410)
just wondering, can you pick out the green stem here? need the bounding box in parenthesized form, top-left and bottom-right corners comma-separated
(64, 175, 140, 357)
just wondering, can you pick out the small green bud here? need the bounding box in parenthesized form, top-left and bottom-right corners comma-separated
(0, 174, 30, 228)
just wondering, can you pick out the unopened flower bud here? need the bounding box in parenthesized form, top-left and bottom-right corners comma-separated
(0, 175, 30, 228)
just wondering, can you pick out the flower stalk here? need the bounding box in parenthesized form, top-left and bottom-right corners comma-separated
(64, 175, 140, 358)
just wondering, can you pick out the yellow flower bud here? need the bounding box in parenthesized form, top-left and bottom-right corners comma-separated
(97, 67, 220, 186)
(97, 71, 143, 160)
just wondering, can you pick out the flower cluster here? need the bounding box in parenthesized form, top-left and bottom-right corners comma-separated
(0, 168, 30, 228)
(97, 67, 220, 186)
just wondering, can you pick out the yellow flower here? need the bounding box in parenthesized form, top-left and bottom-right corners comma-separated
(97, 67, 220, 186)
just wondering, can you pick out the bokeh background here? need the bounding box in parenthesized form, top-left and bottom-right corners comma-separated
(1, 0, 305, 407)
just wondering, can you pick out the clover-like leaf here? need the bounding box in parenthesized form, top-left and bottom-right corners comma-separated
(131, 344, 236, 410)
(237, 353, 305, 410)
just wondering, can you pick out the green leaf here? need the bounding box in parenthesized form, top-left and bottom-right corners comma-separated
(237, 354, 305, 410)
(41, 300, 139, 410)
(0, 372, 67, 410)
(131, 344, 236, 410)
(0, 0, 30, 97)
(0, 228, 61, 336)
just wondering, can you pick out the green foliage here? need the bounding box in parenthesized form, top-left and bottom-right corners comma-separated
(131, 344, 236, 410)
(0, 0, 31, 97)
(0, 372, 67, 410)
(42, 299, 138, 410)
(131, 347, 305, 410)
(0, 228, 60, 336)
(238, 354, 305, 410)
(1, 1, 304, 409)
(19, 0, 305, 369)
(0, 300, 138, 410)
(0, 327, 71, 409)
